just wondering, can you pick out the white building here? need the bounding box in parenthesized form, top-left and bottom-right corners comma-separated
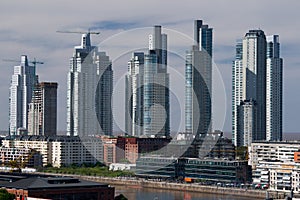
(2, 136, 103, 168)
(2, 136, 51, 166)
(125, 52, 144, 136)
(109, 163, 135, 171)
(232, 40, 243, 146)
(237, 100, 256, 146)
(9, 55, 37, 135)
(266, 35, 283, 141)
(0, 146, 42, 167)
(249, 141, 300, 169)
(67, 33, 113, 136)
(232, 30, 268, 146)
(253, 161, 300, 193)
(51, 136, 103, 168)
(250, 142, 300, 193)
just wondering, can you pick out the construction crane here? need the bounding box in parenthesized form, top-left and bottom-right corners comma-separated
(56, 30, 100, 35)
(3, 58, 44, 68)
(57, 30, 100, 49)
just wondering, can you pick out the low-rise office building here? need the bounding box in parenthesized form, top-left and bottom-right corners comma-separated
(135, 156, 178, 179)
(135, 156, 251, 183)
(181, 158, 251, 183)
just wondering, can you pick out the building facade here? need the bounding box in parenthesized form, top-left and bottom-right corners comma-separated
(266, 35, 283, 141)
(67, 33, 113, 136)
(101, 136, 170, 165)
(237, 100, 257, 146)
(125, 26, 169, 137)
(185, 20, 213, 138)
(232, 40, 243, 146)
(28, 82, 58, 136)
(1, 174, 115, 200)
(125, 52, 145, 136)
(249, 141, 300, 169)
(250, 145, 300, 194)
(2, 136, 103, 167)
(0, 146, 42, 168)
(182, 158, 251, 183)
(9, 55, 37, 135)
(135, 156, 251, 183)
(135, 156, 178, 179)
(143, 26, 170, 137)
(232, 30, 267, 146)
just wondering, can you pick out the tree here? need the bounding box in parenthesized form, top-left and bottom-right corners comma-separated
(115, 194, 128, 200)
(236, 146, 248, 160)
(0, 189, 15, 200)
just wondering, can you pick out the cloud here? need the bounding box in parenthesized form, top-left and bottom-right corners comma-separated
(0, 0, 299, 133)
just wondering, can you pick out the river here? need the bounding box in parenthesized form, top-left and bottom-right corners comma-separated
(114, 185, 263, 200)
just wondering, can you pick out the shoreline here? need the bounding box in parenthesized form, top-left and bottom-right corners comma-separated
(38, 172, 287, 199)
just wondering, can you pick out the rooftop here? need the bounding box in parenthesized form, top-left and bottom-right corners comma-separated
(0, 172, 109, 190)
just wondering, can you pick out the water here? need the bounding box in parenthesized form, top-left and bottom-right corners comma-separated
(114, 185, 261, 200)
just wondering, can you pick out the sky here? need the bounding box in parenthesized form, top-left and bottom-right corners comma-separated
(0, 0, 299, 134)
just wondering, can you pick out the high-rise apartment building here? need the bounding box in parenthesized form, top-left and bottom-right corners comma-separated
(266, 35, 283, 141)
(143, 26, 169, 137)
(9, 55, 37, 135)
(125, 52, 144, 136)
(232, 40, 243, 146)
(237, 100, 257, 146)
(126, 26, 169, 137)
(185, 20, 212, 137)
(233, 30, 267, 146)
(67, 33, 113, 136)
(28, 82, 58, 136)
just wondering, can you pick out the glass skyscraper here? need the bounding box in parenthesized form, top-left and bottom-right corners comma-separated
(67, 33, 113, 136)
(126, 26, 169, 137)
(143, 26, 169, 137)
(185, 20, 213, 138)
(266, 35, 283, 141)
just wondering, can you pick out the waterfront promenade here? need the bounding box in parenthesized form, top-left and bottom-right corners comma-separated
(38, 172, 287, 199)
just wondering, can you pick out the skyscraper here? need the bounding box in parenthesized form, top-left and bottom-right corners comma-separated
(67, 33, 113, 136)
(266, 35, 283, 141)
(237, 100, 257, 146)
(143, 26, 169, 137)
(232, 30, 267, 146)
(232, 40, 243, 146)
(185, 20, 213, 137)
(125, 52, 144, 136)
(28, 82, 58, 136)
(9, 55, 37, 135)
(143, 26, 170, 136)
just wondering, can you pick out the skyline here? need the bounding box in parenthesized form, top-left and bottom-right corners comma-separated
(0, 1, 300, 134)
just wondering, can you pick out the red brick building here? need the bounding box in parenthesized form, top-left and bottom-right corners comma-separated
(102, 136, 170, 164)
(0, 173, 114, 200)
